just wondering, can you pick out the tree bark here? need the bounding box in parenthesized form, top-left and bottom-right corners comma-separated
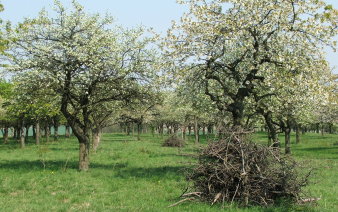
(92, 127, 102, 152)
(321, 124, 324, 136)
(32, 125, 36, 139)
(285, 127, 291, 154)
(79, 141, 90, 171)
(207, 124, 213, 134)
(54, 125, 59, 141)
(316, 123, 319, 133)
(328, 123, 333, 134)
(137, 122, 142, 141)
(267, 128, 272, 146)
(15, 127, 20, 140)
(20, 124, 25, 149)
(159, 124, 164, 137)
(25, 126, 29, 139)
(45, 125, 50, 143)
(3, 127, 9, 144)
(151, 126, 155, 137)
(13, 128, 16, 139)
(35, 121, 40, 145)
(229, 100, 245, 127)
(194, 116, 199, 144)
(263, 112, 280, 148)
(182, 126, 186, 140)
(126, 123, 131, 136)
(295, 124, 300, 144)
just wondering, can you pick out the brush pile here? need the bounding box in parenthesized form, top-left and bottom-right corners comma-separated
(185, 129, 310, 206)
(162, 135, 185, 147)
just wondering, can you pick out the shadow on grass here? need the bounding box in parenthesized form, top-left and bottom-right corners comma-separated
(294, 146, 338, 159)
(114, 165, 186, 179)
(0, 159, 185, 179)
(0, 160, 128, 171)
(297, 146, 338, 152)
(296, 146, 338, 157)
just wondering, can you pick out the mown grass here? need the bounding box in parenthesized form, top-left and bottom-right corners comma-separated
(0, 132, 337, 211)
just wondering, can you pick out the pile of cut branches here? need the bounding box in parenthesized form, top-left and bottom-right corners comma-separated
(163, 135, 185, 147)
(182, 129, 311, 206)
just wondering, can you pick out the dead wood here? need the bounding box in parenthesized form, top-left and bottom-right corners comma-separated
(183, 128, 311, 206)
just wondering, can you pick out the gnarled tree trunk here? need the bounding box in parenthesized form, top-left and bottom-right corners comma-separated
(262, 111, 280, 148)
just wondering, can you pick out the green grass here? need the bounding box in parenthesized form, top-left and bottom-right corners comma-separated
(0, 132, 337, 211)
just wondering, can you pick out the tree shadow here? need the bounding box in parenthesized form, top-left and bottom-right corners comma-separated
(114, 165, 187, 179)
(0, 159, 128, 171)
(295, 146, 338, 159)
(297, 147, 338, 152)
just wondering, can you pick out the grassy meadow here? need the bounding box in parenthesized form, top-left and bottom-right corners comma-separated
(0, 132, 337, 211)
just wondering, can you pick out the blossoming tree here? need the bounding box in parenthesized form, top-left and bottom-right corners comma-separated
(165, 0, 337, 128)
(5, 1, 157, 171)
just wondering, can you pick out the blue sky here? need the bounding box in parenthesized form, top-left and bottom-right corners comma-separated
(1, 0, 337, 73)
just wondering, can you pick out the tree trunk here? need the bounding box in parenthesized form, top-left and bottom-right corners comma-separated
(229, 100, 245, 127)
(295, 124, 300, 144)
(316, 123, 319, 134)
(207, 124, 213, 134)
(174, 125, 178, 134)
(65, 124, 70, 138)
(79, 141, 90, 171)
(194, 116, 199, 144)
(151, 126, 155, 137)
(20, 125, 25, 149)
(263, 112, 280, 148)
(328, 123, 333, 134)
(45, 125, 50, 143)
(35, 122, 40, 145)
(285, 127, 291, 154)
(54, 125, 59, 141)
(137, 122, 142, 141)
(167, 125, 172, 134)
(188, 126, 191, 135)
(301, 127, 306, 135)
(182, 126, 186, 140)
(15, 127, 20, 140)
(32, 125, 36, 139)
(267, 128, 272, 146)
(126, 123, 131, 136)
(92, 128, 102, 152)
(159, 124, 164, 137)
(25, 126, 29, 139)
(3, 127, 9, 144)
(13, 127, 17, 139)
(321, 124, 324, 136)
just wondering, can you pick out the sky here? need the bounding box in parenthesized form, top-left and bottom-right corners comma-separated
(1, 0, 337, 73)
